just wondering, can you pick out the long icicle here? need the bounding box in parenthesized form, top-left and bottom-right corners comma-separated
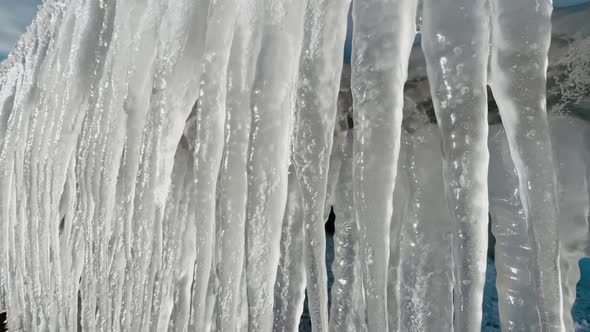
(421, 0, 491, 329)
(186, 0, 239, 329)
(244, 0, 306, 330)
(107, 1, 163, 329)
(329, 130, 367, 332)
(388, 131, 410, 332)
(154, 136, 194, 330)
(398, 124, 453, 331)
(0, 4, 62, 329)
(551, 116, 590, 331)
(488, 124, 540, 331)
(118, 1, 214, 330)
(272, 167, 307, 332)
(488, 1, 564, 330)
(114, 0, 219, 329)
(215, 1, 260, 330)
(350, 0, 417, 329)
(292, 0, 351, 329)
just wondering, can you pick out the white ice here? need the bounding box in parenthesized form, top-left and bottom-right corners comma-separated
(0, 1, 588, 331)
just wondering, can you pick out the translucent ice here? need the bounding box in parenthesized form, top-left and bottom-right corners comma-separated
(0, 1, 586, 331)
(350, 0, 416, 329)
(422, 0, 491, 328)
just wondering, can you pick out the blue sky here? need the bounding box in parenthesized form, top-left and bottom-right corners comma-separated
(0, 0, 40, 59)
(0, 0, 589, 61)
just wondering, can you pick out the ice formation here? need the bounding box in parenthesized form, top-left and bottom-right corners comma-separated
(0, 0, 588, 331)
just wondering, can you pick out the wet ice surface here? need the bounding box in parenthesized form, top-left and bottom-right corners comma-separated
(300, 116, 590, 332)
(0, 1, 590, 331)
(300, 240, 590, 331)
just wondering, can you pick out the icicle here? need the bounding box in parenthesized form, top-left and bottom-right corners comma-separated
(116, 1, 213, 330)
(273, 167, 307, 332)
(184, 0, 239, 329)
(131, 2, 214, 331)
(110, 0, 168, 329)
(0, 55, 23, 324)
(550, 116, 590, 332)
(489, 115, 588, 332)
(350, 0, 417, 329)
(0, 0, 578, 331)
(71, 1, 158, 329)
(214, 1, 260, 330)
(398, 125, 453, 331)
(329, 131, 366, 332)
(323, 65, 353, 223)
(488, 1, 564, 329)
(292, 0, 351, 330)
(239, 271, 250, 330)
(203, 259, 219, 331)
(488, 124, 540, 331)
(0, 1, 117, 329)
(244, 1, 306, 330)
(421, 0, 490, 329)
(152, 137, 191, 330)
(388, 134, 410, 332)
(324, 127, 346, 223)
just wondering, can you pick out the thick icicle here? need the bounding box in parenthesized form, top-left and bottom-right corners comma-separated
(292, 0, 351, 329)
(398, 125, 453, 331)
(0, 54, 20, 319)
(0, 1, 120, 329)
(214, 1, 260, 330)
(329, 131, 366, 332)
(76, 2, 126, 329)
(550, 116, 590, 332)
(489, 1, 564, 329)
(155, 137, 195, 330)
(185, 0, 239, 329)
(117, 1, 213, 330)
(489, 116, 589, 331)
(244, 1, 305, 330)
(388, 134, 410, 332)
(273, 167, 307, 332)
(0, 0, 583, 331)
(350, 0, 417, 329)
(323, 65, 353, 226)
(488, 124, 540, 331)
(110, 1, 168, 329)
(421, 0, 490, 329)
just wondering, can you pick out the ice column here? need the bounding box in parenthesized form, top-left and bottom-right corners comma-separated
(329, 131, 367, 332)
(489, 1, 564, 330)
(421, 0, 490, 329)
(388, 137, 410, 332)
(77, 2, 129, 329)
(214, 2, 260, 330)
(398, 125, 453, 331)
(245, 1, 305, 330)
(0, 1, 122, 329)
(488, 125, 540, 331)
(550, 117, 590, 332)
(185, 0, 239, 329)
(156, 139, 195, 330)
(273, 168, 307, 332)
(292, 0, 351, 330)
(0, 5, 58, 329)
(119, 1, 211, 330)
(350, 0, 417, 329)
(323, 65, 353, 225)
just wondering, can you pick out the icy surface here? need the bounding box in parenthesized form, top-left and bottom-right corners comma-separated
(0, 1, 589, 331)
(350, 0, 416, 330)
